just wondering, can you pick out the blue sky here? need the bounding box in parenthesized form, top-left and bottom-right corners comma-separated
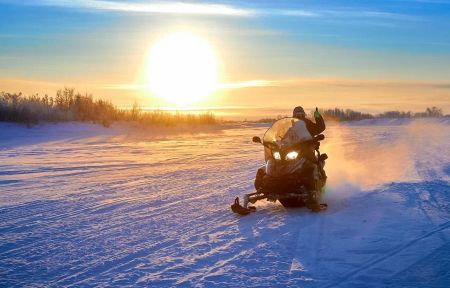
(1, 0, 450, 111)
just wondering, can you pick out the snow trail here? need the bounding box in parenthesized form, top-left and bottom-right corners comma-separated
(0, 119, 449, 287)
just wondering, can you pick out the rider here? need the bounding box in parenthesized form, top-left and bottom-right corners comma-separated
(292, 106, 326, 211)
(292, 106, 325, 136)
(291, 106, 325, 162)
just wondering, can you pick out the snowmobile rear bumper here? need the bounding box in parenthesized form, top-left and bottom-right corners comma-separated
(231, 197, 257, 215)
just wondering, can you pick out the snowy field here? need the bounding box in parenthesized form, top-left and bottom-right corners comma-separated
(0, 119, 449, 287)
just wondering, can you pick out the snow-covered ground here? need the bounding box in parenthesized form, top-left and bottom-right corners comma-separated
(0, 119, 449, 287)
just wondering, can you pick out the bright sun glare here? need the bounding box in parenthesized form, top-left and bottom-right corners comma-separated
(147, 32, 218, 105)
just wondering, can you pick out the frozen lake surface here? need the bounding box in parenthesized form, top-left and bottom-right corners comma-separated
(0, 119, 449, 287)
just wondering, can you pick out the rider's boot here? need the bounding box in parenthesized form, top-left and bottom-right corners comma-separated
(306, 178, 327, 212)
(306, 193, 322, 212)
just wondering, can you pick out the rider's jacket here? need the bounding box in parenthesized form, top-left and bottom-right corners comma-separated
(300, 114, 325, 137)
(294, 115, 326, 163)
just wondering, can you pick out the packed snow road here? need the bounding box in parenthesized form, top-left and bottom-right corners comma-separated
(0, 119, 449, 287)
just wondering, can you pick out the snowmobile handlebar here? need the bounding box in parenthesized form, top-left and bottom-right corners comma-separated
(252, 136, 279, 150)
(314, 134, 325, 141)
(286, 134, 324, 151)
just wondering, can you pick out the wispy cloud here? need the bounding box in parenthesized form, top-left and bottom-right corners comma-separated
(321, 9, 418, 22)
(216, 80, 274, 89)
(102, 83, 148, 90)
(102, 78, 450, 91)
(267, 9, 413, 21)
(257, 78, 450, 89)
(102, 80, 273, 91)
(266, 9, 320, 18)
(15, 0, 415, 21)
(36, 0, 254, 16)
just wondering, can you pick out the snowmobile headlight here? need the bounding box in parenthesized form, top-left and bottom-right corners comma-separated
(273, 151, 281, 160)
(286, 151, 298, 160)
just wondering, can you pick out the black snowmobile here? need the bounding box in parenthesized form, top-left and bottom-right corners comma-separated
(231, 117, 328, 215)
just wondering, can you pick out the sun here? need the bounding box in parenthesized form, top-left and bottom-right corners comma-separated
(146, 31, 218, 105)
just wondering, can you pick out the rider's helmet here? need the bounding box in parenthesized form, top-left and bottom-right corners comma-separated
(293, 106, 306, 119)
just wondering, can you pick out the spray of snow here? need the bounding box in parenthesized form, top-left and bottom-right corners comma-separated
(323, 118, 450, 200)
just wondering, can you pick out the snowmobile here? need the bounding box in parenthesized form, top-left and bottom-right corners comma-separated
(231, 117, 328, 215)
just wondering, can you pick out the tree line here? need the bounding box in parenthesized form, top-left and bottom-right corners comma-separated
(0, 88, 216, 127)
(319, 107, 445, 121)
(257, 106, 446, 123)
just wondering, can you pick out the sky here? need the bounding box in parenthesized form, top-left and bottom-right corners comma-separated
(1, 0, 450, 114)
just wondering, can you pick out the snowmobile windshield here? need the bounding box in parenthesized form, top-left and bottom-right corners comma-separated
(263, 117, 303, 150)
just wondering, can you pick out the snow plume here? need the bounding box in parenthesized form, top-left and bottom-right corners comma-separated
(323, 118, 450, 199)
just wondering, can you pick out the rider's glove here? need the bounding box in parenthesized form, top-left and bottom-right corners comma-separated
(314, 107, 321, 119)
